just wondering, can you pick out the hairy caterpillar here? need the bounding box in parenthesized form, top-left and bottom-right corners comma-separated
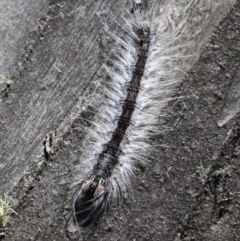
(71, 0, 233, 229)
(73, 22, 151, 228)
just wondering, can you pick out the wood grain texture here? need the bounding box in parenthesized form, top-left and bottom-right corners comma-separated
(0, 0, 129, 193)
(0, 0, 49, 75)
(0, 0, 238, 240)
(0, 0, 234, 193)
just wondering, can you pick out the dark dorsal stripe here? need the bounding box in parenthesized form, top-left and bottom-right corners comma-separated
(92, 27, 150, 177)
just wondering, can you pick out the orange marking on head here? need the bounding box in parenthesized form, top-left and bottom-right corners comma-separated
(85, 181, 92, 190)
(95, 185, 102, 194)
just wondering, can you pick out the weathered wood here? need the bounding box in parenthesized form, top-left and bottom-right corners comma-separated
(0, 0, 49, 75)
(0, 0, 239, 240)
(0, 0, 235, 194)
(0, 0, 129, 193)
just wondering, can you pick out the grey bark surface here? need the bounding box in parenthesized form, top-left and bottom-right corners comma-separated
(0, 0, 49, 75)
(0, 0, 116, 193)
(0, 0, 240, 240)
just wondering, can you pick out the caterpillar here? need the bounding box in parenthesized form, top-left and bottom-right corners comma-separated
(71, 0, 232, 229)
(73, 22, 151, 228)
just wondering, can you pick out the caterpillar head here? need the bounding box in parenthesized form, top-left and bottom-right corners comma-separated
(73, 175, 109, 228)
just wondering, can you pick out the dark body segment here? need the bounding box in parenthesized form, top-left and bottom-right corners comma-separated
(103, 27, 150, 163)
